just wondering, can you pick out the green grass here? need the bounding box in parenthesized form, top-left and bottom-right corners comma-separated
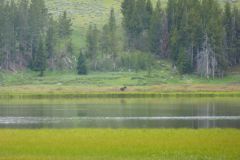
(1, 62, 240, 86)
(0, 129, 239, 160)
(0, 97, 240, 106)
(0, 65, 240, 98)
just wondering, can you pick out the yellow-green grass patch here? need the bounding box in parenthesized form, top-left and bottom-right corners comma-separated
(0, 129, 239, 160)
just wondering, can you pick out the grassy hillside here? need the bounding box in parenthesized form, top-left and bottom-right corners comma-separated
(46, 0, 122, 49)
(44, 0, 240, 50)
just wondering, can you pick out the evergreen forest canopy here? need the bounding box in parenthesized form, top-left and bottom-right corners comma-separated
(0, 0, 239, 78)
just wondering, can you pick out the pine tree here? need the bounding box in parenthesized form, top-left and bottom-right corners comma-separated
(108, 8, 118, 70)
(149, 0, 163, 55)
(46, 17, 58, 69)
(233, 7, 240, 64)
(77, 50, 87, 75)
(121, 0, 136, 49)
(86, 24, 98, 70)
(167, 0, 176, 32)
(169, 28, 179, 63)
(86, 24, 98, 59)
(16, 0, 30, 61)
(29, 0, 47, 67)
(58, 11, 72, 40)
(33, 39, 47, 77)
(223, 2, 234, 65)
(57, 11, 73, 56)
(177, 48, 191, 74)
(99, 24, 110, 56)
(0, 1, 17, 70)
(135, 0, 146, 33)
(145, 0, 153, 30)
(0, 3, 3, 63)
(134, 0, 147, 50)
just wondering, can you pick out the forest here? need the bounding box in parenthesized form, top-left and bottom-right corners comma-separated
(0, 0, 240, 79)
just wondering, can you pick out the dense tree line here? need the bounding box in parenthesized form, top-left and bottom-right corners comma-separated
(121, 0, 240, 78)
(82, 8, 122, 72)
(0, 0, 72, 75)
(1, 0, 240, 78)
(83, 7, 154, 73)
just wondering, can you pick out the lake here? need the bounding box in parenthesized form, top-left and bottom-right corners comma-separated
(0, 97, 239, 129)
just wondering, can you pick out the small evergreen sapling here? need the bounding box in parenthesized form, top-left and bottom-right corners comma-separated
(77, 51, 87, 75)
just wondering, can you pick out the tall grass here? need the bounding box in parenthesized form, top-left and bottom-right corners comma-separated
(1, 91, 240, 99)
(0, 129, 239, 160)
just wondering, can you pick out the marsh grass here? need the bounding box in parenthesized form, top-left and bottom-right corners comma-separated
(1, 97, 240, 106)
(1, 92, 240, 99)
(0, 129, 239, 160)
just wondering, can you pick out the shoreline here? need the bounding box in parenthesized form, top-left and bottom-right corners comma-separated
(1, 92, 240, 99)
(1, 84, 240, 98)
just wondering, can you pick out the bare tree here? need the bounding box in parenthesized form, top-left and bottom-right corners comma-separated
(197, 33, 217, 79)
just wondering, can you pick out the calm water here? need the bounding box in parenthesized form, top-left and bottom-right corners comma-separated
(0, 98, 239, 129)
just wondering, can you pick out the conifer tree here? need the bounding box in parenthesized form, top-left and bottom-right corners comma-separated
(58, 11, 73, 55)
(149, 0, 163, 55)
(99, 24, 110, 56)
(46, 17, 58, 69)
(17, 0, 29, 59)
(86, 24, 98, 70)
(33, 39, 46, 77)
(108, 8, 118, 70)
(145, 0, 153, 30)
(233, 7, 240, 64)
(29, 0, 47, 67)
(224, 2, 234, 65)
(167, 0, 176, 32)
(58, 11, 72, 40)
(121, 0, 136, 49)
(177, 48, 191, 74)
(77, 50, 87, 75)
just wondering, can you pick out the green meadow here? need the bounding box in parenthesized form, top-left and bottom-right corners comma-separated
(0, 129, 239, 160)
(1, 67, 240, 98)
(1, 58, 240, 86)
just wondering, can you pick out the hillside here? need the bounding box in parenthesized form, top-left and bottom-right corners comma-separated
(46, 0, 122, 48)
(45, 0, 240, 49)
(0, 0, 240, 84)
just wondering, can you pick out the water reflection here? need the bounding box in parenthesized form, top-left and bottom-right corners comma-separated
(0, 98, 239, 129)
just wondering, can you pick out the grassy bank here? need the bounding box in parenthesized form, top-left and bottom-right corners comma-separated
(1, 90, 240, 99)
(1, 84, 240, 98)
(1, 69, 240, 86)
(0, 129, 239, 160)
(0, 70, 240, 98)
(1, 86, 240, 99)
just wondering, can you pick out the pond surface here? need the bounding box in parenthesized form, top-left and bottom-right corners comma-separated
(0, 98, 239, 129)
